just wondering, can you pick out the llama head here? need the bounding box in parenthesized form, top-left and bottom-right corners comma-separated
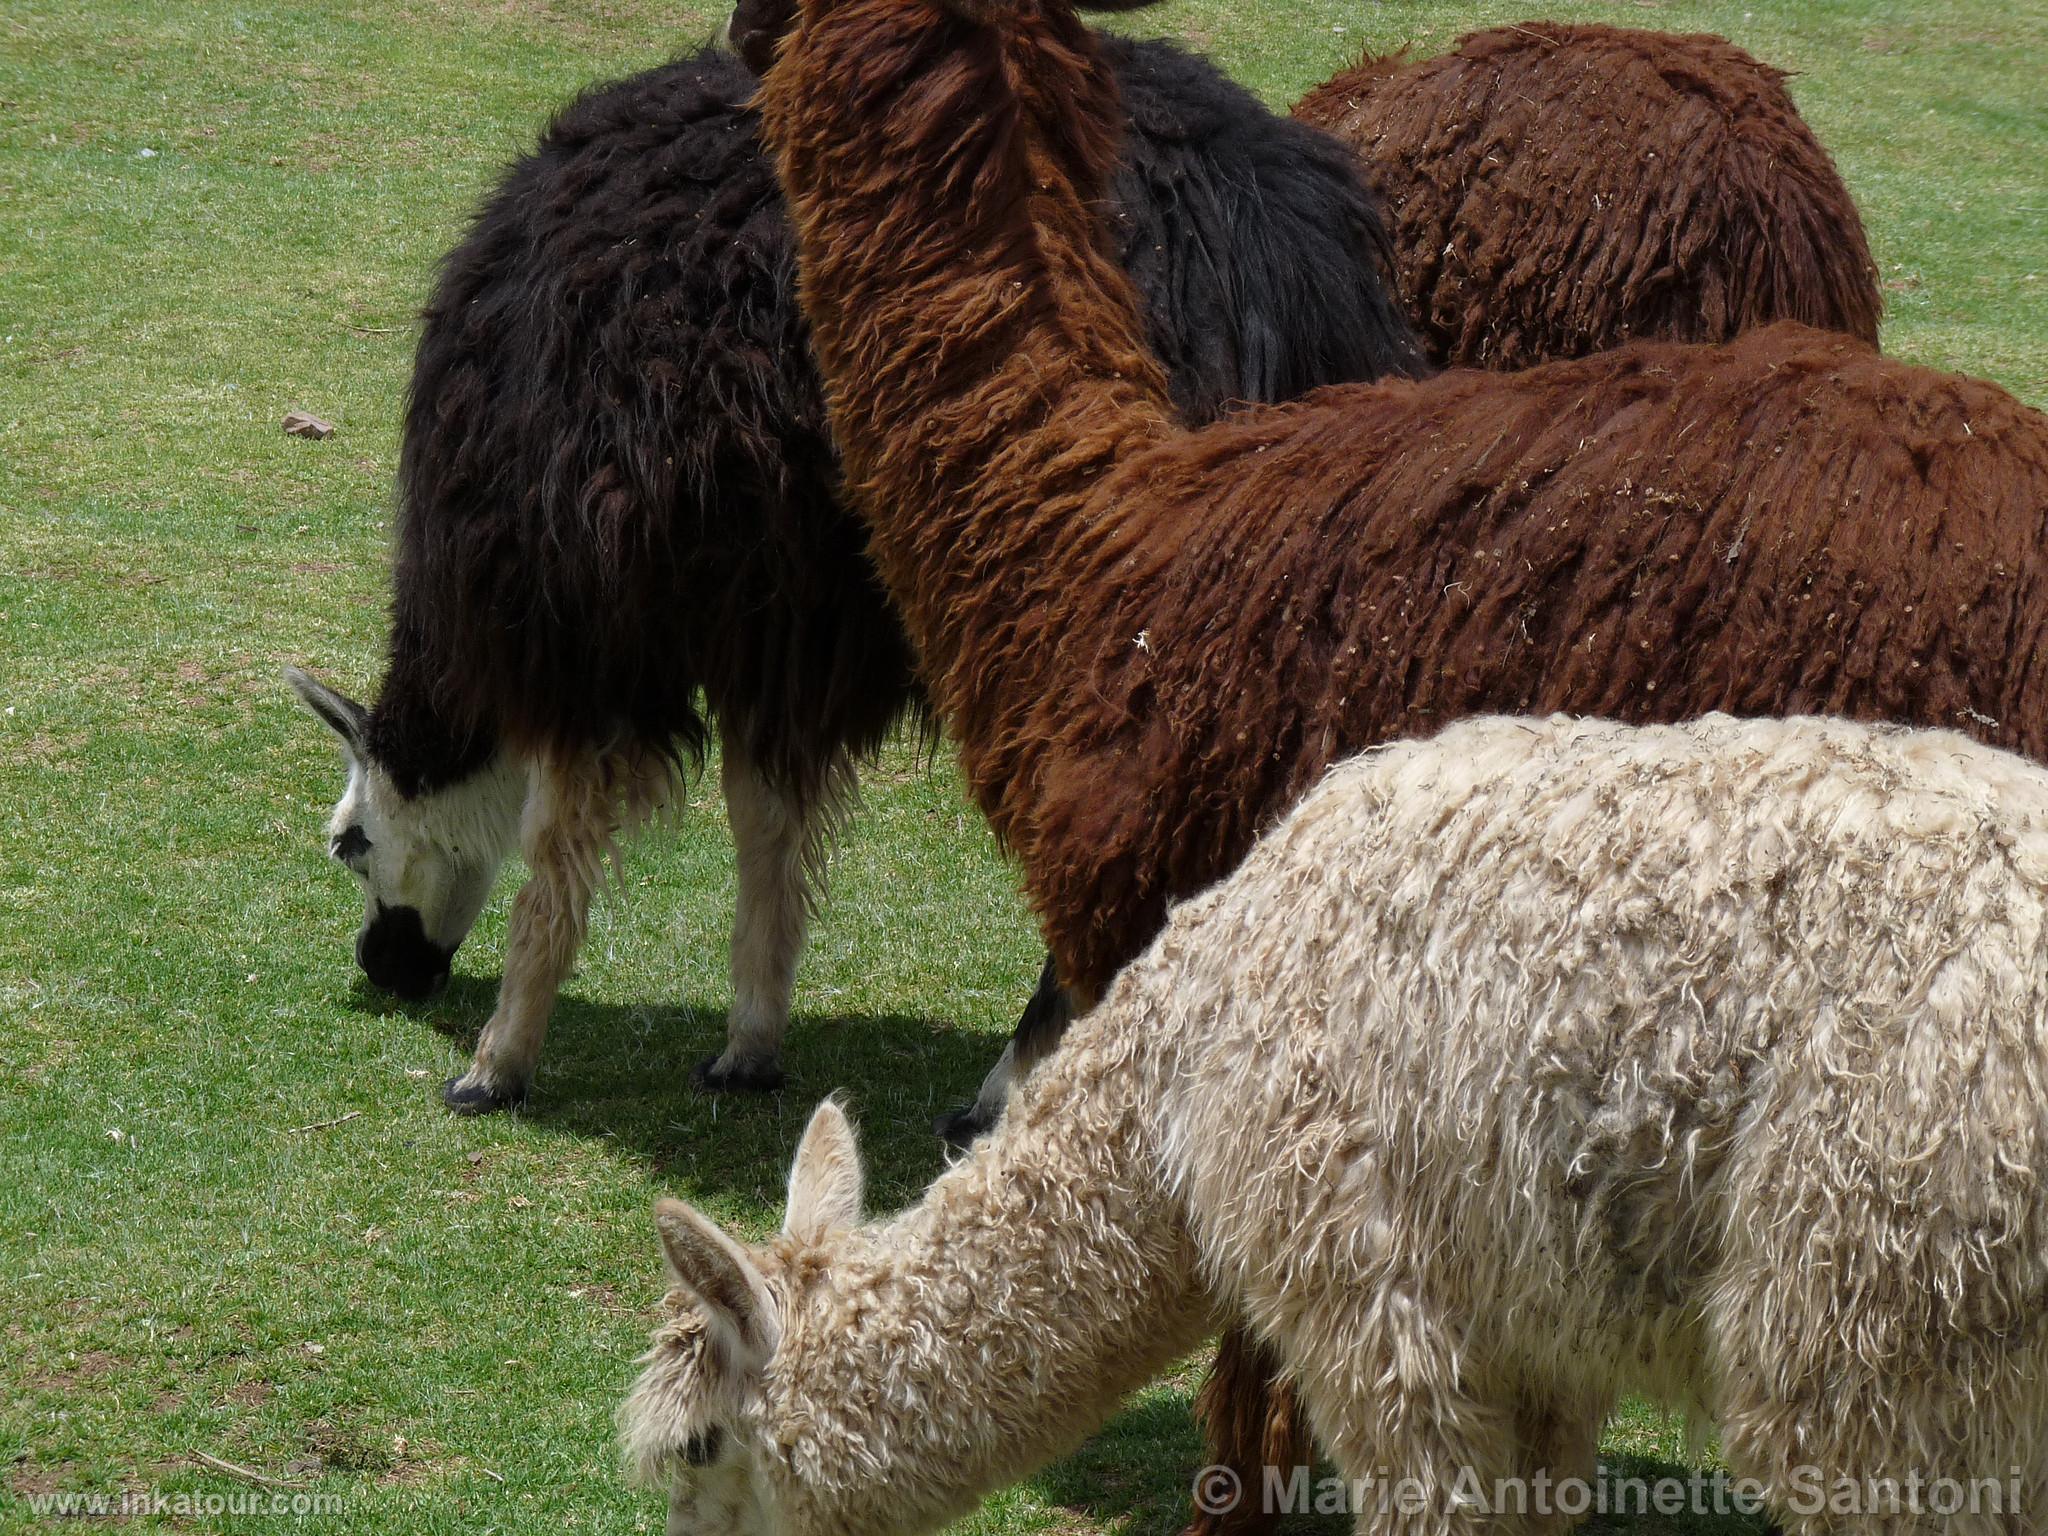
(287, 667, 523, 1001)
(623, 1099, 866, 1536)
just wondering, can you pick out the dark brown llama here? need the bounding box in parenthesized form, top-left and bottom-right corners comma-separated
(291, 40, 1422, 1117)
(754, 1, 2048, 1533)
(1295, 22, 1884, 367)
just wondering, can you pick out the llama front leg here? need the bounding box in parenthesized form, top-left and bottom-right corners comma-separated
(444, 749, 643, 1114)
(936, 955, 1077, 1144)
(1271, 1308, 1529, 1536)
(935, 1035, 1022, 1147)
(693, 737, 826, 1093)
(1505, 1387, 1608, 1536)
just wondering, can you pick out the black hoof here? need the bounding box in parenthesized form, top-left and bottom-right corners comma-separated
(934, 1104, 993, 1149)
(442, 1076, 524, 1116)
(691, 1055, 787, 1094)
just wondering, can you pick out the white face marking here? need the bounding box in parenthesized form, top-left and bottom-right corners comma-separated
(322, 752, 525, 953)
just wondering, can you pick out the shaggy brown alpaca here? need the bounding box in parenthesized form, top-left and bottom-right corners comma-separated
(1294, 23, 1884, 367)
(756, 0, 2048, 1530)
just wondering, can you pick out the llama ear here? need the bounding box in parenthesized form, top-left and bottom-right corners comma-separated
(286, 667, 368, 760)
(653, 1199, 778, 1369)
(784, 1098, 863, 1242)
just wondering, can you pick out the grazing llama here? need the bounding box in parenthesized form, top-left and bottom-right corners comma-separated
(626, 712, 2048, 1536)
(292, 40, 1420, 1114)
(1295, 23, 1883, 366)
(752, 0, 2048, 1525)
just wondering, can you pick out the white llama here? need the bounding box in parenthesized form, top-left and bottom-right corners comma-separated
(623, 713, 2048, 1536)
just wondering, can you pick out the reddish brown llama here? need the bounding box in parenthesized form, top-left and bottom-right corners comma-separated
(1295, 22, 1884, 367)
(757, 1, 2048, 1532)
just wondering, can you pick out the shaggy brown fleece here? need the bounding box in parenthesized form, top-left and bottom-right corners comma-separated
(982, 323, 2048, 1001)
(1295, 23, 1884, 367)
(764, 0, 2048, 993)
(759, 0, 2048, 1528)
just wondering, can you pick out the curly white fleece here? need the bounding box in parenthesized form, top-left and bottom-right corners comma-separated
(629, 713, 2048, 1536)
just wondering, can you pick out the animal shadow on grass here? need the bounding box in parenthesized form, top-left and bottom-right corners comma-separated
(348, 974, 996, 1208)
(1037, 1400, 1773, 1536)
(1032, 1392, 1285, 1536)
(344, 985, 1775, 1535)
(1578, 1451, 1778, 1535)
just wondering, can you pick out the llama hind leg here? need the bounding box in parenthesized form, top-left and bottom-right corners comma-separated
(1180, 1325, 1312, 1536)
(445, 746, 666, 1113)
(1718, 1374, 2044, 1535)
(694, 734, 844, 1093)
(1704, 1173, 2048, 1536)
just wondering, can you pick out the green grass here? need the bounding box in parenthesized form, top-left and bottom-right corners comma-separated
(1, 0, 2042, 1530)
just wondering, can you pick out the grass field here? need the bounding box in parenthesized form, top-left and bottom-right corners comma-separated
(2, 0, 2043, 1530)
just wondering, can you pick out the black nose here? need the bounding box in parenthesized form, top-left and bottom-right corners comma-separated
(356, 904, 453, 1000)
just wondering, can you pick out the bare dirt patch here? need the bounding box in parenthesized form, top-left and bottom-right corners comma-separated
(565, 1281, 632, 1315)
(222, 1379, 276, 1409)
(6, 1459, 74, 1499)
(303, 1415, 395, 1475)
(32, 1348, 122, 1393)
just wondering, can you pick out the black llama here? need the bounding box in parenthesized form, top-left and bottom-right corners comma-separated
(292, 37, 1422, 1119)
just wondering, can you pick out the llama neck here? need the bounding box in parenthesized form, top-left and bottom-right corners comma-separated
(762, 0, 1178, 736)
(772, 1022, 1214, 1536)
(368, 620, 503, 799)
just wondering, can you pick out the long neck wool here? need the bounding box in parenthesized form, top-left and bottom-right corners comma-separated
(761, 1, 1176, 755)
(766, 1025, 1210, 1536)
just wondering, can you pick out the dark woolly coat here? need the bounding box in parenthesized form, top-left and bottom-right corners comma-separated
(1294, 23, 1884, 368)
(758, 0, 2048, 1006)
(372, 41, 1420, 800)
